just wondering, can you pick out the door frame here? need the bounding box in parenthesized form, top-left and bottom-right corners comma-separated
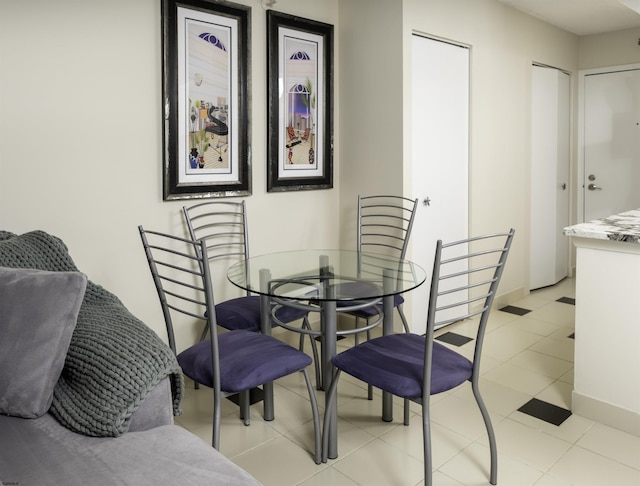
(577, 62, 640, 223)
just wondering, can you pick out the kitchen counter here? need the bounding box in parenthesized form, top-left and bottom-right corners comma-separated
(564, 210, 640, 437)
(564, 208, 640, 242)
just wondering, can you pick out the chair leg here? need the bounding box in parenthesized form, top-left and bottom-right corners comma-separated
(422, 399, 433, 486)
(239, 390, 251, 426)
(364, 321, 373, 400)
(300, 316, 323, 390)
(300, 316, 322, 389)
(397, 304, 410, 333)
(195, 322, 210, 390)
(403, 398, 410, 426)
(212, 388, 221, 450)
(198, 321, 210, 342)
(310, 335, 322, 389)
(301, 367, 321, 464)
(472, 379, 498, 485)
(263, 382, 274, 421)
(321, 368, 342, 463)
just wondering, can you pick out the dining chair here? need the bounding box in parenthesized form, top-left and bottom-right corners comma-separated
(316, 195, 417, 393)
(139, 227, 321, 463)
(344, 195, 418, 335)
(322, 229, 515, 485)
(182, 200, 321, 387)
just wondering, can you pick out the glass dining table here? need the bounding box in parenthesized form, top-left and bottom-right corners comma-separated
(227, 249, 427, 460)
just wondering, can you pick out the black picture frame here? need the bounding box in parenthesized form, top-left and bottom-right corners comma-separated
(267, 11, 333, 192)
(162, 0, 251, 200)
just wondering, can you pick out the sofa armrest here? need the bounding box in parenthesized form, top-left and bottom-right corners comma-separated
(128, 377, 174, 432)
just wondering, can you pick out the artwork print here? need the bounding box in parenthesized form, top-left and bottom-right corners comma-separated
(162, 0, 250, 200)
(281, 34, 321, 170)
(184, 20, 234, 177)
(267, 11, 333, 192)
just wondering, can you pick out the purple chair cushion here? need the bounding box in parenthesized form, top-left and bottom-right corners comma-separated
(344, 294, 404, 318)
(177, 330, 312, 393)
(215, 295, 308, 332)
(331, 333, 472, 398)
(333, 281, 404, 318)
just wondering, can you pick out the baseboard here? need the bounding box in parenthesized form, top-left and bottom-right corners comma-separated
(572, 390, 640, 437)
(492, 286, 526, 310)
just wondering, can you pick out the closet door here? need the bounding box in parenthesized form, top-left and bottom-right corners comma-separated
(530, 65, 570, 290)
(410, 34, 469, 334)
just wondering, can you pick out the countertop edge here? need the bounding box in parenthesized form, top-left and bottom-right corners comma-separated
(564, 209, 640, 244)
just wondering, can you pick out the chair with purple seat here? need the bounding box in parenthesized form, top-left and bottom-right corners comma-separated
(182, 200, 321, 389)
(317, 195, 417, 392)
(322, 229, 515, 485)
(341, 195, 418, 336)
(139, 227, 321, 463)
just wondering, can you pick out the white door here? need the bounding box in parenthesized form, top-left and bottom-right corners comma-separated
(583, 67, 640, 221)
(530, 65, 570, 290)
(410, 34, 469, 334)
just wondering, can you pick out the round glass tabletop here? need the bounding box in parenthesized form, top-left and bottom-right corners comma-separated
(227, 249, 427, 302)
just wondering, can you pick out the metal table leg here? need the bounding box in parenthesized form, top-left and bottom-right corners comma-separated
(382, 268, 394, 422)
(259, 269, 275, 421)
(322, 298, 338, 459)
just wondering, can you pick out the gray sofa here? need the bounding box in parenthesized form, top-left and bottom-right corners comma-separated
(0, 231, 260, 485)
(0, 378, 260, 485)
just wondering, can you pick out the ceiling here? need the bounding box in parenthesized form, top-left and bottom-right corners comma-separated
(498, 0, 640, 35)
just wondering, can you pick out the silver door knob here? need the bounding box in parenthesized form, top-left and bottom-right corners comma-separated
(588, 183, 602, 191)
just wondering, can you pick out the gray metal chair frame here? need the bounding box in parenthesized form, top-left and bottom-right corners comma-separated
(353, 194, 418, 334)
(139, 227, 321, 463)
(182, 201, 251, 296)
(182, 200, 322, 387)
(322, 229, 515, 485)
(182, 200, 251, 341)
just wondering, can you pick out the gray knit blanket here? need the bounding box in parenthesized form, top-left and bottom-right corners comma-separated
(0, 230, 184, 437)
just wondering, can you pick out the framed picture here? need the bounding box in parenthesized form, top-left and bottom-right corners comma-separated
(162, 0, 251, 200)
(267, 11, 333, 192)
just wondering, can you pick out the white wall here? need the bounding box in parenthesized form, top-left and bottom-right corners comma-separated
(337, 0, 404, 250)
(0, 0, 340, 348)
(579, 27, 640, 69)
(2, 0, 637, 348)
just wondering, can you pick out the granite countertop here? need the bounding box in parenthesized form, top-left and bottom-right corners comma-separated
(564, 209, 640, 243)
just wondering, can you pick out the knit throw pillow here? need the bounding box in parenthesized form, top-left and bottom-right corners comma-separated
(0, 266, 87, 418)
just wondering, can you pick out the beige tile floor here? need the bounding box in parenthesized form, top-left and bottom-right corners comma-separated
(175, 278, 640, 485)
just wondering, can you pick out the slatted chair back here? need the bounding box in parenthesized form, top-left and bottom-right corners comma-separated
(349, 195, 419, 335)
(183, 201, 250, 298)
(357, 195, 418, 259)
